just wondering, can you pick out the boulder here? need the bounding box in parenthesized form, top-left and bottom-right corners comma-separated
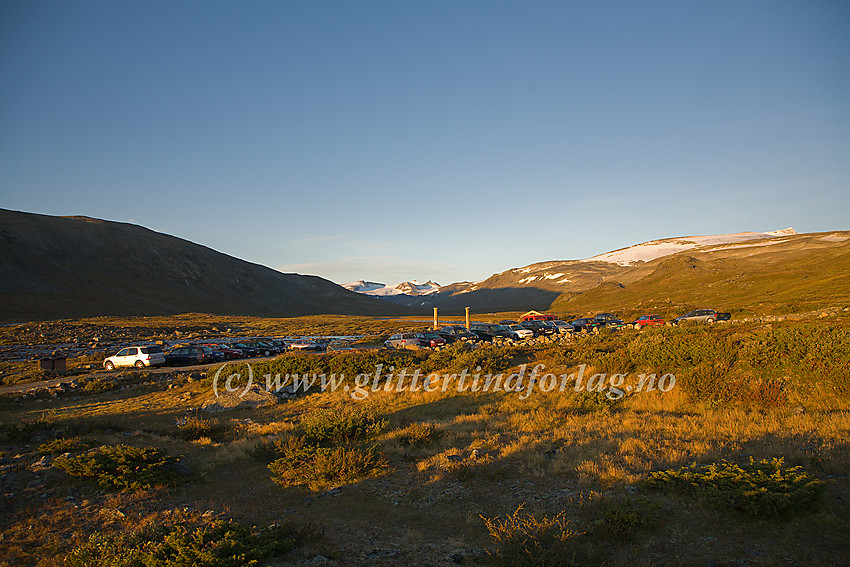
(200, 386, 277, 412)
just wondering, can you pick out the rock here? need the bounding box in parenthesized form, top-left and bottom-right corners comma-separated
(30, 456, 52, 472)
(200, 386, 277, 412)
(365, 549, 399, 559)
(791, 406, 805, 415)
(318, 487, 342, 498)
(168, 460, 194, 476)
(446, 454, 463, 463)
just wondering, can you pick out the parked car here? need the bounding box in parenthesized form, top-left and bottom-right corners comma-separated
(204, 343, 244, 359)
(250, 341, 281, 356)
(499, 320, 519, 326)
(229, 342, 260, 357)
(507, 324, 534, 340)
(416, 331, 447, 348)
(672, 309, 731, 325)
(103, 345, 165, 370)
(488, 323, 514, 339)
(540, 321, 560, 334)
(551, 320, 575, 334)
(385, 332, 424, 349)
(289, 339, 326, 352)
(165, 346, 211, 366)
(269, 339, 289, 351)
(203, 345, 226, 362)
(469, 323, 506, 342)
(595, 313, 625, 328)
(520, 320, 556, 337)
(630, 315, 665, 329)
(438, 326, 478, 343)
(570, 318, 601, 333)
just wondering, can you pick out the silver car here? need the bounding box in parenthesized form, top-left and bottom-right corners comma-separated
(384, 333, 423, 349)
(672, 309, 731, 324)
(103, 345, 165, 370)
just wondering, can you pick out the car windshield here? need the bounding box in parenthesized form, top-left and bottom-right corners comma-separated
(493, 325, 508, 331)
(509, 325, 523, 330)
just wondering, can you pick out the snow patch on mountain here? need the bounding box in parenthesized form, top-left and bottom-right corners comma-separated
(344, 280, 441, 296)
(587, 229, 797, 266)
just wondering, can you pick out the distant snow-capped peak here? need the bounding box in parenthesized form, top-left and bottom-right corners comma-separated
(344, 279, 441, 296)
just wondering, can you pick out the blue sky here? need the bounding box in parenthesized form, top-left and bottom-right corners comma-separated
(2, 1, 848, 285)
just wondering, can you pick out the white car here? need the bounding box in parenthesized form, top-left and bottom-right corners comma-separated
(103, 345, 165, 370)
(508, 325, 534, 340)
(289, 340, 325, 352)
(384, 333, 423, 349)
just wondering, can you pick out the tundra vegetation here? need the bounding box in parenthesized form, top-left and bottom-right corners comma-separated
(0, 313, 848, 566)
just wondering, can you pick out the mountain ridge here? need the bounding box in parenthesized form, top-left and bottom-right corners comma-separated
(0, 209, 410, 322)
(345, 228, 850, 314)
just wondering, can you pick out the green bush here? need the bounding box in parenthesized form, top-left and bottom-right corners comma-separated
(677, 360, 735, 404)
(53, 444, 182, 491)
(82, 376, 119, 393)
(572, 388, 621, 411)
(300, 407, 386, 445)
(647, 457, 826, 517)
(0, 416, 54, 443)
(268, 437, 386, 490)
(37, 436, 92, 455)
(423, 342, 515, 374)
(177, 416, 225, 441)
(588, 496, 656, 539)
(740, 324, 850, 395)
(481, 504, 583, 567)
(65, 519, 316, 567)
(396, 422, 441, 446)
(247, 438, 287, 463)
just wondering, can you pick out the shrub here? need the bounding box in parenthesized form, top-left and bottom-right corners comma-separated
(37, 436, 93, 455)
(268, 439, 386, 490)
(53, 444, 182, 491)
(82, 376, 118, 393)
(743, 378, 788, 408)
(248, 438, 286, 463)
(300, 407, 386, 445)
(423, 342, 514, 374)
(647, 457, 826, 517)
(0, 416, 54, 443)
(65, 519, 317, 567)
(177, 416, 225, 441)
(677, 360, 735, 404)
(396, 422, 441, 446)
(481, 504, 583, 567)
(588, 496, 656, 539)
(572, 389, 621, 411)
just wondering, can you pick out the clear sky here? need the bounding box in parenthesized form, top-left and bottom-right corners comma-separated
(2, 1, 848, 286)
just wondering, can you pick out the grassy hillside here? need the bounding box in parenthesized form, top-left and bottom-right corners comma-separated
(0, 209, 409, 322)
(373, 230, 850, 316)
(552, 234, 850, 319)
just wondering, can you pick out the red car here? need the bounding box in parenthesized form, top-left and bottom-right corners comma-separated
(631, 315, 665, 329)
(204, 343, 244, 359)
(416, 331, 447, 348)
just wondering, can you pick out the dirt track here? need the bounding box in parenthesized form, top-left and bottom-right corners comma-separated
(0, 356, 277, 395)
